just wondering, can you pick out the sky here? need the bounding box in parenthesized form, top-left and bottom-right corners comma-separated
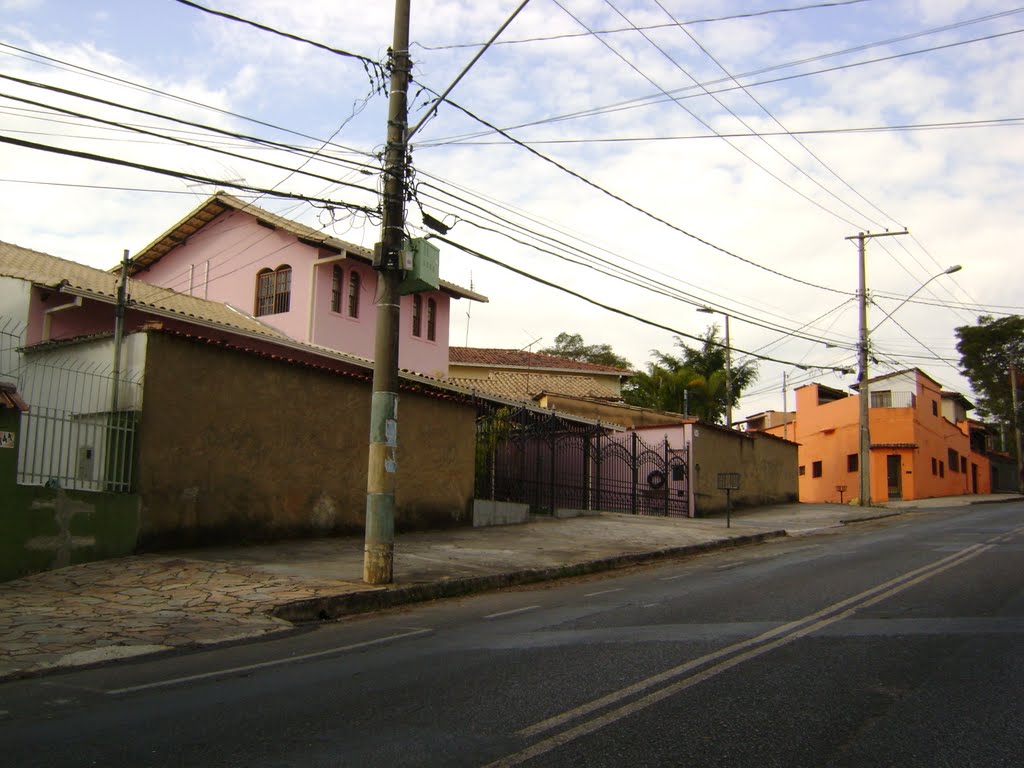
(1, 0, 1022, 421)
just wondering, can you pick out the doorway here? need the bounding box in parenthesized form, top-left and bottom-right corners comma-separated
(886, 454, 903, 500)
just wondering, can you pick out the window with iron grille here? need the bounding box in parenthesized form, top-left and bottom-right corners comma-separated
(331, 266, 342, 313)
(931, 457, 937, 475)
(932, 400, 938, 416)
(798, 465, 806, 476)
(255, 265, 291, 316)
(812, 461, 822, 478)
(960, 456, 967, 473)
(412, 294, 422, 337)
(847, 454, 858, 472)
(948, 448, 959, 472)
(348, 270, 360, 318)
(939, 460, 945, 478)
(426, 298, 436, 341)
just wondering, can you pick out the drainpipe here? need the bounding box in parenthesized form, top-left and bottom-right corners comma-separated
(42, 292, 82, 341)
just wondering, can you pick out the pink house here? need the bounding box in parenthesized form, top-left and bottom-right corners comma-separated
(126, 193, 486, 378)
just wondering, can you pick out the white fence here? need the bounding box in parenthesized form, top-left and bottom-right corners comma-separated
(1, 318, 142, 492)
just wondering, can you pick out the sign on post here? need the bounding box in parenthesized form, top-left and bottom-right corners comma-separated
(717, 472, 741, 528)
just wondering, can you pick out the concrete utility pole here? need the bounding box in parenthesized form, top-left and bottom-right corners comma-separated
(1011, 364, 1023, 492)
(364, 0, 411, 585)
(110, 249, 130, 414)
(782, 371, 788, 441)
(846, 230, 908, 506)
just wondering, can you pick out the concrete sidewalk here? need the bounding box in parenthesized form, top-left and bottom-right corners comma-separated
(1, 494, 1018, 681)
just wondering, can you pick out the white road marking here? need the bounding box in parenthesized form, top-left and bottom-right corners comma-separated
(659, 573, 688, 581)
(484, 605, 541, 620)
(583, 588, 623, 598)
(105, 627, 432, 696)
(483, 528, 1024, 768)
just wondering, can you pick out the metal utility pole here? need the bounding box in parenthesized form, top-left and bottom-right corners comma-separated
(782, 371, 788, 441)
(110, 249, 130, 414)
(846, 230, 908, 506)
(724, 313, 732, 427)
(1011, 364, 1023, 491)
(364, 0, 411, 585)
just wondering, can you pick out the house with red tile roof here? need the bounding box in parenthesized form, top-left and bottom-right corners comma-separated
(125, 193, 487, 378)
(447, 346, 632, 402)
(0, 239, 483, 573)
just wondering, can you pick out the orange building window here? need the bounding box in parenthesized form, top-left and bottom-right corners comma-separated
(812, 461, 822, 478)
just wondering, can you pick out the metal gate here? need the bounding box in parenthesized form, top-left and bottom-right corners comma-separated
(475, 404, 689, 516)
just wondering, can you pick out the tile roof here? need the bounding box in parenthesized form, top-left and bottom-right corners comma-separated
(128, 193, 488, 303)
(0, 240, 291, 340)
(447, 371, 622, 401)
(449, 346, 631, 374)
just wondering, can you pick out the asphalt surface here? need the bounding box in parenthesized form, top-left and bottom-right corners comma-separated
(1, 500, 1021, 766)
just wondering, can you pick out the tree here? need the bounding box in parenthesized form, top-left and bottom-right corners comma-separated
(954, 314, 1024, 427)
(623, 326, 757, 424)
(538, 332, 632, 369)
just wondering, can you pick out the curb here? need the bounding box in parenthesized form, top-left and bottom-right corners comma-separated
(270, 530, 787, 623)
(839, 511, 903, 525)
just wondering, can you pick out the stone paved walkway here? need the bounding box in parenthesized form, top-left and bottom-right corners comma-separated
(0, 554, 368, 679)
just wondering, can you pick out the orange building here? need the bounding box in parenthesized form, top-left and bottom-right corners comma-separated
(762, 369, 991, 503)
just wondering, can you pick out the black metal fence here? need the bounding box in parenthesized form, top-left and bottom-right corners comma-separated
(475, 403, 689, 516)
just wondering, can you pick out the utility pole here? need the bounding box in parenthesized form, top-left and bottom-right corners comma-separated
(364, 0, 411, 585)
(1011, 364, 1023, 492)
(846, 229, 908, 506)
(110, 249, 130, 414)
(782, 371, 788, 441)
(724, 313, 732, 427)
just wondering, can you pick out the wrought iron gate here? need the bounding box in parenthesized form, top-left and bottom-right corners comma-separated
(475, 404, 689, 516)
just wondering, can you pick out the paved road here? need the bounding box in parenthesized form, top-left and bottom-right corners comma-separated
(1, 502, 1021, 767)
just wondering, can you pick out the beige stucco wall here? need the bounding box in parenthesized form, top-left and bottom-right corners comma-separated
(690, 424, 798, 515)
(136, 332, 475, 547)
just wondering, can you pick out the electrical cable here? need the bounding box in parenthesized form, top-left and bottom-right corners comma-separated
(0, 133, 379, 217)
(419, 11, 1024, 147)
(0, 41, 379, 163)
(170, 0, 385, 84)
(429, 233, 853, 372)
(412, 85, 852, 296)
(414, 0, 872, 50)
(649, 0, 900, 230)
(555, 0, 866, 229)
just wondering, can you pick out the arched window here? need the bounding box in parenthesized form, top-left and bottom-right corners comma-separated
(331, 265, 342, 313)
(412, 294, 422, 337)
(255, 265, 291, 316)
(347, 270, 360, 318)
(426, 298, 437, 341)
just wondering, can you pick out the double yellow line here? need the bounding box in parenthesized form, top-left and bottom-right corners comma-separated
(486, 525, 1022, 768)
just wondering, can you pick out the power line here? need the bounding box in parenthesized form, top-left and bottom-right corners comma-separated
(413, 85, 852, 296)
(170, 0, 386, 83)
(414, 0, 872, 50)
(408, 0, 532, 140)
(0, 72, 382, 176)
(0, 88, 382, 200)
(415, 181, 859, 349)
(648, 0, 899, 230)
(422, 116, 1024, 145)
(0, 42, 379, 163)
(419, 12, 1024, 147)
(555, 0, 867, 229)
(0, 133, 379, 217)
(430, 233, 853, 372)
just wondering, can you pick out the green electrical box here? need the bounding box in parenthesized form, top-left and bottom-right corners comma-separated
(398, 238, 440, 295)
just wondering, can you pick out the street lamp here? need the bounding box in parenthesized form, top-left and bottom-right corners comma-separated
(856, 261, 964, 506)
(871, 264, 962, 334)
(697, 306, 732, 427)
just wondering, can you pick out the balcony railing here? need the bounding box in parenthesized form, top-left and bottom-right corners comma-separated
(869, 391, 915, 409)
